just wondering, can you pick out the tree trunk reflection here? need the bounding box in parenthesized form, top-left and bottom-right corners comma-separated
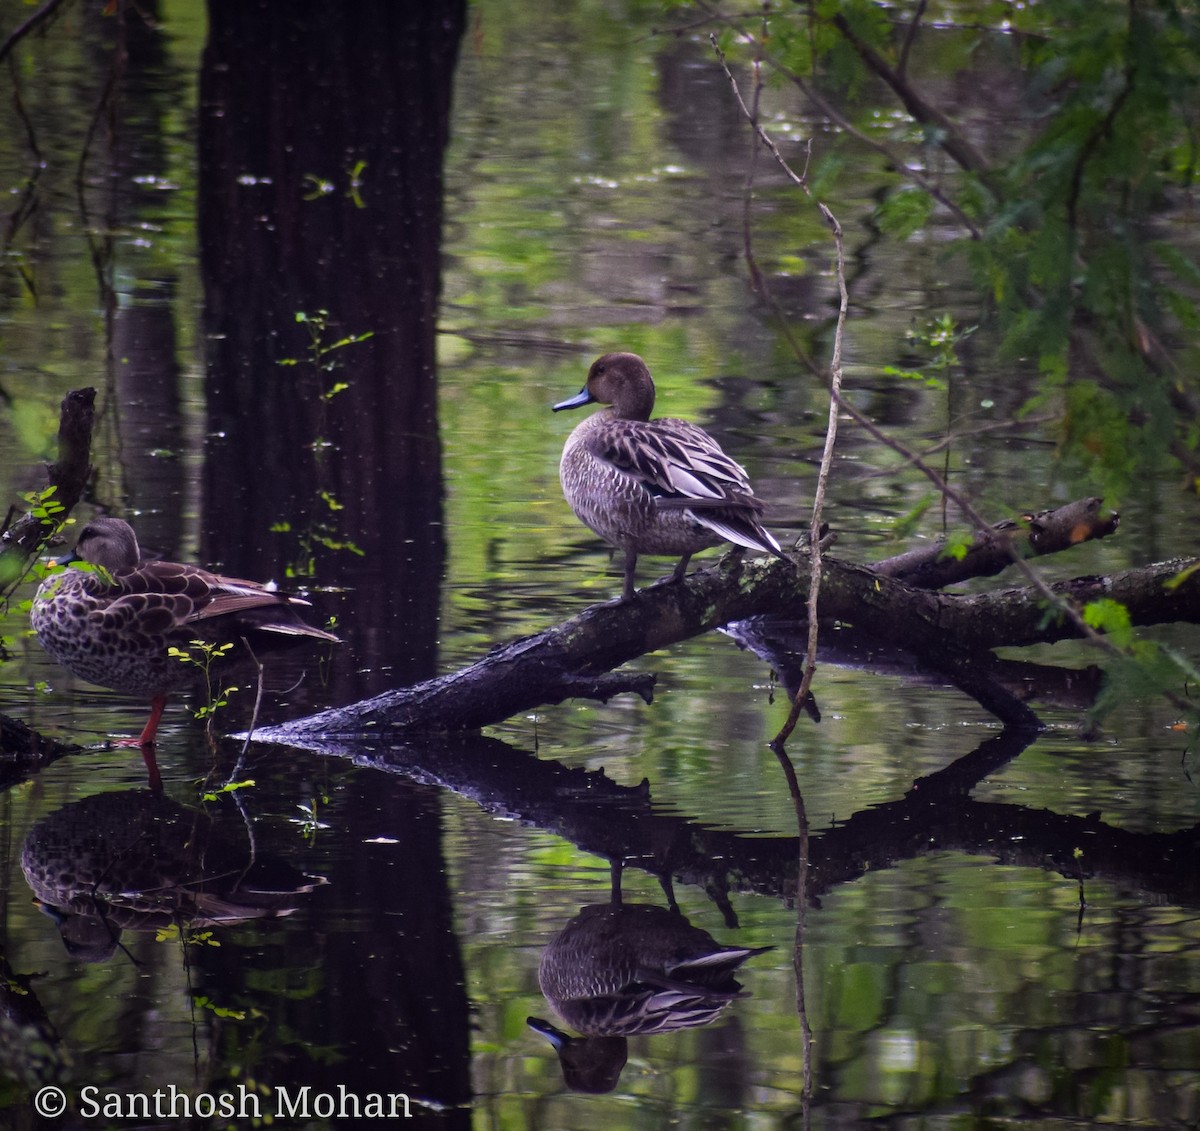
(198, 4, 468, 1122)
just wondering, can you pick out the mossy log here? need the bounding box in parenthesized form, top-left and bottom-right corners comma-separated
(251, 498, 1198, 741)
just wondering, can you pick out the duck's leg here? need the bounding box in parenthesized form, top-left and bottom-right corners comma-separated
(621, 551, 639, 602)
(668, 552, 693, 584)
(137, 695, 167, 792)
(137, 694, 168, 746)
(115, 694, 168, 751)
(140, 742, 163, 793)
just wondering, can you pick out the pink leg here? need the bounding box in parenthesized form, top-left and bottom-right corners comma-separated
(140, 741, 163, 793)
(119, 695, 166, 791)
(137, 695, 168, 746)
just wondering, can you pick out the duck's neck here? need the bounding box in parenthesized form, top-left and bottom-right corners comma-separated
(610, 393, 654, 422)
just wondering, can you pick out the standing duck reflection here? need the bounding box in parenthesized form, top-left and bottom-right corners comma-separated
(528, 898, 771, 1093)
(21, 790, 325, 963)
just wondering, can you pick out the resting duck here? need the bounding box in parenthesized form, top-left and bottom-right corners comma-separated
(553, 352, 783, 601)
(527, 900, 771, 1092)
(31, 517, 337, 780)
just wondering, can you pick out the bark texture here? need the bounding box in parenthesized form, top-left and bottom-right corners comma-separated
(251, 499, 1196, 741)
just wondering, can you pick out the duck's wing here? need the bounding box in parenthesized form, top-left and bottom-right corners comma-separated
(111, 562, 337, 640)
(586, 418, 755, 504)
(587, 418, 783, 556)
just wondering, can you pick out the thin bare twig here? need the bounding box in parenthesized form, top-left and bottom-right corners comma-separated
(710, 35, 846, 751)
(897, 0, 928, 80)
(771, 204, 845, 750)
(0, 0, 71, 67)
(703, 5, 981, 238)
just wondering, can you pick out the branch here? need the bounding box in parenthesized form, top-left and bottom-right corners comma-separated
(701, 7, 982, 236)
(0, 386, 96, 594)
(0, 0, 70, 68)
(248, 515, 1178, 743)
(830, 12, 995, 186)
(872, 497, 1121, 589)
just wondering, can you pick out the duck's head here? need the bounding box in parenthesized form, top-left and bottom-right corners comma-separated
(62, 517, 142, 574)
(526, 1016, 628, 1093)
(553, 353, 655, 422)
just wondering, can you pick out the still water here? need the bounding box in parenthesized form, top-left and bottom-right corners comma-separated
(1, 2, 1198, 1128)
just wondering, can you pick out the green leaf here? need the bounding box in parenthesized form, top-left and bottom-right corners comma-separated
(1082, 598, 1134, 649)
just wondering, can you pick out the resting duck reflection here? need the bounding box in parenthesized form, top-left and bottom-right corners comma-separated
(527, 901, 771, 1093)
(553, 352, 784, 602)
(30, 517, 338, 786)
(21, 790, 325, 962)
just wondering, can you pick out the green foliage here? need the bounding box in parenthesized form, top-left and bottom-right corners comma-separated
(169, 640, 240, 737)
(193, 996, 246, 1021)
(291, 796, 331, 845)
(273, 310, 372, 578)
(200, 778, 257, 803)
(1082, 598, 1135, 649)
(0, 487, 68, 600)
(279, 308, 373, 398)
(883, 314, 976, 390)
(874, 186, 936, 242)
(25, 485, 66, 526)
(713, 0, 1200, 502)
(157, 923, 222, 948)
(938, 529, 975, 563)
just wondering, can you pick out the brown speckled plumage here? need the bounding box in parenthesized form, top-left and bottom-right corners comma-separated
(554, 353, 783, 601)
(535, 902, 769, 1037)
(31, 517, 338, 759)
(22, 789, 325, 961)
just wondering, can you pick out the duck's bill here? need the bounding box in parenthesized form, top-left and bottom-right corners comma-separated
(552, 387, 594, 412)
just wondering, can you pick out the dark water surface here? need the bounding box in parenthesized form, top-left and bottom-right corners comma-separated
(1, 2, 1198, 1128)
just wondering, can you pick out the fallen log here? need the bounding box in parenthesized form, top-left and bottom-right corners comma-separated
(250, 500, 1196, 741)
(872, 496, 1119, 588)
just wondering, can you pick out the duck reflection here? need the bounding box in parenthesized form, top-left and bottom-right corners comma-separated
(528, 899, 771, 1093)
(21, 790, 324, 962)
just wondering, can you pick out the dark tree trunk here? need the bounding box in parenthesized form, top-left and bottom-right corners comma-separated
(199, 0, 460, 696)
(197, 4, 470, 1121)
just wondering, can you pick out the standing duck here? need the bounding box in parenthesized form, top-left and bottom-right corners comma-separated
(31, 517, 338, 782)
(553, 353, 783, 602)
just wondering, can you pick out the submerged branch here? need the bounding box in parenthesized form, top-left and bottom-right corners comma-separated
(245, 728, 1200, 913)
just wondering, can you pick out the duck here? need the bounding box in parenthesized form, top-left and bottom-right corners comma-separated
(553, 352, 783, 601)
(527, 900, 771, 1092)
(22, 790, 325, 962)
(30, 517, 338, 780)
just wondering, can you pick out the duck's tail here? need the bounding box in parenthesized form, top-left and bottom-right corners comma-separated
(689, 506, 784, 559)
